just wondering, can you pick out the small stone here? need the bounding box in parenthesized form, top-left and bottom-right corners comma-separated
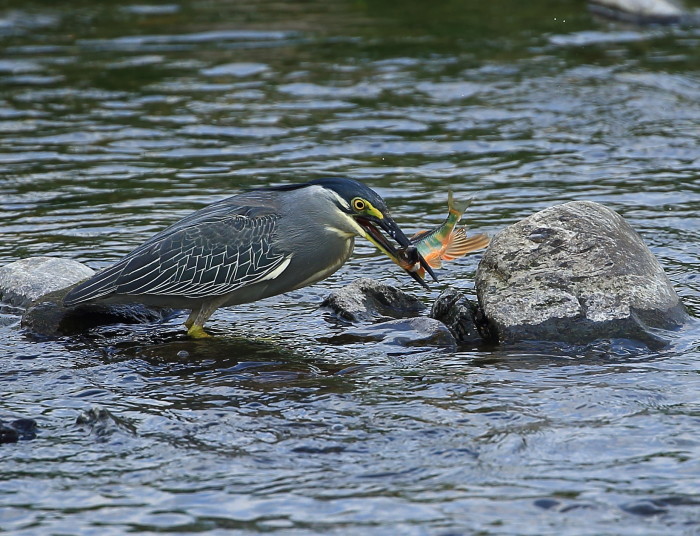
(534, 498, 561, 510)
(430, 288, 492, 345)
(321, 278, 426, 323)
(475, 201, 690, 344)
(0, 257, 94, 307)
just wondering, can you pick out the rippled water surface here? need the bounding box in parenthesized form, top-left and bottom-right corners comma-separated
(2, 1, 700, 534)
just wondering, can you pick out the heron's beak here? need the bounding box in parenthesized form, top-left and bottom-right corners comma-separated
(356, 216, 439, 289)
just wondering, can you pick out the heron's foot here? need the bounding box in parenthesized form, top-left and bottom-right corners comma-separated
(186, 324, 211, 338)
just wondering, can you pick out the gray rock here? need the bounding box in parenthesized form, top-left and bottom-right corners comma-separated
(322, 317, 456, 349)
(475, 201, 690, 344)
(22, 286, 174, 337)
(588, 0, 691, 24)
(0, 257, 94, 307)
(430, 288, 493, 345)
(321, 278, 426, 322)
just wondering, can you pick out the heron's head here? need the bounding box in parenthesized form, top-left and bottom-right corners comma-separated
(310, 177, 438, 288)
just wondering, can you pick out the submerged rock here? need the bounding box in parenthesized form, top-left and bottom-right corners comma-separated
(76, 405, 136, 441)
(21, 286, 174, 337)
(475, 201, 689, 344)
(321, 278, 426, 322)
(429, 288, 493, 345)
(0, 257, 94, 308)
(322, 317, 456, 349)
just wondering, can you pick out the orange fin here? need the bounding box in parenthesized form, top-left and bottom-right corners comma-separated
(427, 256, 443, 269)
(442, 229, 490, 261)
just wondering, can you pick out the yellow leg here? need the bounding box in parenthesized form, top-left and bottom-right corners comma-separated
(187, 324, 211, 338)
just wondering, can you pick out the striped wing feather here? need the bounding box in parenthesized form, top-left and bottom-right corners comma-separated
(63, 203, 285, 306)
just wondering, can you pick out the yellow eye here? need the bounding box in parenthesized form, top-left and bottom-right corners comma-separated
(352, 198, 367, 211)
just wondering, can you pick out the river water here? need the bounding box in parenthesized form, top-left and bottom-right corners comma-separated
(1, 1, 699, 534)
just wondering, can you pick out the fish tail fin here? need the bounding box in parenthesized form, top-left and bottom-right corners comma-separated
(442, 228, 490, 261)
(447, 190, 473, 220)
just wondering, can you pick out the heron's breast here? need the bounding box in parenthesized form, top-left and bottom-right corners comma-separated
(288, 233, 355, 290)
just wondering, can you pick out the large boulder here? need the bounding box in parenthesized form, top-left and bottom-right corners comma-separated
(475, 201, 690, 344)
(321, 278, 426, 322)
(0, 257, 94, 307)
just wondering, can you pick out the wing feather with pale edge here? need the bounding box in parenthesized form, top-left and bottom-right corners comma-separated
(63, 202, 286, 305)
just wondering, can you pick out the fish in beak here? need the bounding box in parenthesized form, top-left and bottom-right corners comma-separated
(356, 216, 439, 289)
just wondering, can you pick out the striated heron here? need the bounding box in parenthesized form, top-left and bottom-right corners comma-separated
(63, 178, 437, 337)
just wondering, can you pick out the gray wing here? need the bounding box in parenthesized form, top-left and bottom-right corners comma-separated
(63, 202, 286, 305)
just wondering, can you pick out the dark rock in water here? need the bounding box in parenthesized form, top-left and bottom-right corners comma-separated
(321, 278, 426, 323)
(22, 286, 174, 337)
(533, 498, 561, 510)
(323, 317, 456, 349)
(0, 422, 19, 444)
(619, 500, 669, 517)
(475, 201, 690, 345)
(0, 418, 37, 444)
(9, 418, 37, 440)
(0, 257, 94, 308)
(430, 288, 493, 345)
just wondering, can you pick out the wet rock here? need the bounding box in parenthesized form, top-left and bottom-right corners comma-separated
(0, 422, 19, 444)
(321, 278, 426, 323)
(429, 288, 493, 345)
(475, 201, 690, 344)
(22, 286, 174, 337)
(0, 418, 37, 444)
(322, 317, 456, 349)
(588, 0, 692, 24)
(9, 418, 38, 440)
(0, 257, 94, 308)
